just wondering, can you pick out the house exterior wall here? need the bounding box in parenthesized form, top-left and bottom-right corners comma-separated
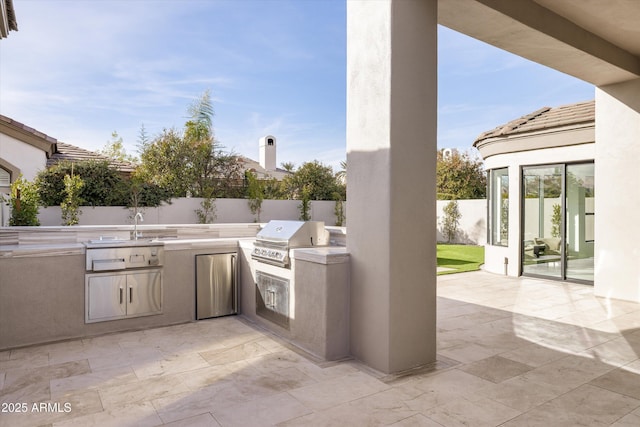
(594, 79, 640, 302)
(483, 143, 595, 277)
(0, 132, 48, 181)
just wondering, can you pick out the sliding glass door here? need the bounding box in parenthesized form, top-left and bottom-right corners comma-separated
(522, 165, 564, 279)
(565, 164, 595, 282)
(521, 162, 594, 283)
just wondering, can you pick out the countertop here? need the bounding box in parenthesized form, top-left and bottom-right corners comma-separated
(0, 237, 257, 258)
(292, 247, 350, 265)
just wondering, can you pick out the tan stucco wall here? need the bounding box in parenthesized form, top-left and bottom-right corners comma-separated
(346, 0, 437, 373)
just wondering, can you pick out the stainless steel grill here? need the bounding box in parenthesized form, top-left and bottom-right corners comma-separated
(252, 220, 329, 267)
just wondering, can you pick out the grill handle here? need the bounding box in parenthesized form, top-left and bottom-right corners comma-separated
(93, 259, 126, 271)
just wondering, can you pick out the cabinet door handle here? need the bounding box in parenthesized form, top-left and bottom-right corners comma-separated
(231, 254, 237, 312)
(129, 287, 133, 304)
(119, 287, 123, 305)
(266, 289, 276, 309)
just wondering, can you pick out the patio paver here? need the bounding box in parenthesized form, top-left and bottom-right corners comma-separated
(1, 271, 640, 426)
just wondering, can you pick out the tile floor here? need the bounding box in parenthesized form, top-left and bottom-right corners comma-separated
(2, 271, 640, 426)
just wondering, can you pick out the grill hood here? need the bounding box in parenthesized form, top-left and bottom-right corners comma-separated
(256, 220, 329, 248)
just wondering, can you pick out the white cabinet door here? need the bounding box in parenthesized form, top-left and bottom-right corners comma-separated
(127, 270, 162, 316)
(87, 274, 127, 321)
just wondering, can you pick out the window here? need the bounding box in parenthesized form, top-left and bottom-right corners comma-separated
(0, 168, 10, 187)
(489, 168, 509, 246)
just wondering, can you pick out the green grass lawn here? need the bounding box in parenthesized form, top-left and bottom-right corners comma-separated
(437, 244, 485, 275)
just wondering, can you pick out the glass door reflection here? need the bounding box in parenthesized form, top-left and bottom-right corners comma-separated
(522, 165, 564, 279)
(565, 163, 595, 282)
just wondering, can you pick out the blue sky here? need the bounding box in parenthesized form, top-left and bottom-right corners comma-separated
(0, 0, 594, 171)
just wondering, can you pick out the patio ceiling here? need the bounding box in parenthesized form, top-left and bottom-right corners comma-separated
(438, 0, 640, 86)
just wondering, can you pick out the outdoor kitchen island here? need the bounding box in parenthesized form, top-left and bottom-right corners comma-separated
(239, 241, 350, 362)
(0, 224, 258, 350)
(0, 222, 350, 362)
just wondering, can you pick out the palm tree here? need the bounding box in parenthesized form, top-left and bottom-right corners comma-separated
(336, 160, 347, 184)
(280, 162, 296, 173)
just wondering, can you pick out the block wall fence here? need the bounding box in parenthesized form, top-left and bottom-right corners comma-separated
(32, 198, 487, 245)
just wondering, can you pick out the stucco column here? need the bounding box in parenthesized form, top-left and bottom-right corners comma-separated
(594, 79, 640, 302)
(346, 0, 437, 373)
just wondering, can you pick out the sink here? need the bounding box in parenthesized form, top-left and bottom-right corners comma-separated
(88, 238, 128, 244)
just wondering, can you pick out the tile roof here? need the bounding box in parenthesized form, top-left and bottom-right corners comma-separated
(48, 142, 137, 173)
(238, 156, 291, 181)
(0, 114, 57, 149)
(474, 100, 595, 146)
(1, 0, 18, 38)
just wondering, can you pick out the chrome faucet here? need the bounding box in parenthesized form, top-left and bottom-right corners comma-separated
(133, 212, 144, 240)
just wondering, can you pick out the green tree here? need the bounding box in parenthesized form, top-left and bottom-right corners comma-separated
(99, 131, 138, 163)
(137, 123, 150, 147)
(280, 162, 296, 173)
(437, 149, 486, 200)
(128, 171, 172, 208)
(336, 160, 347, 184)
(4, 175, 40, 226)
(138, 127, 197, 197)
(211, 153, 245, 198)
(282, 160, 343, 201)
(137, 90, 242, 198)
(262, 176, 285, 200)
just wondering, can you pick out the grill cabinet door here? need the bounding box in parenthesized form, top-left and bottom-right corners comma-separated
(87, 274, 127, 321)
(255, 271, 290, 329)
(127, 270, 162, 316)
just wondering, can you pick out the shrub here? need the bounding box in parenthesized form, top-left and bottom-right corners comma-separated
(195, 188, 216, 224)
(4, 175, 40, 226)
(61, 173, 84, 225)
(441, 200, 461, 243)
(37, 160, 128, 206)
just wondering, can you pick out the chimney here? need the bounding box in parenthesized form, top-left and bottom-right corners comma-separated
(259, 135, 276, 171)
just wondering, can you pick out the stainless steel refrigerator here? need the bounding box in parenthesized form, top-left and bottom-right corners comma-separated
(196, 253, 237, 319)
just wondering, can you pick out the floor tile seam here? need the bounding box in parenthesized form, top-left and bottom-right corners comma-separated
(196, 336, 269, 360)
(99, 389, 185, 414)
(129, 354, 210, 381)
(275, 390, 318, 417)
(96, 374, 190, 408)
(541, 383, 640, 423)
(586, 380, 640, 406)
(492, 386, 616, 426)
(476, 382, 551, 416)
(619, 358, 640, 371)
(150, 395, 214, 425)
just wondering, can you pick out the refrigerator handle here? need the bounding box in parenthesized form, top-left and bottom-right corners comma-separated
(231, 254, 238, 313)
